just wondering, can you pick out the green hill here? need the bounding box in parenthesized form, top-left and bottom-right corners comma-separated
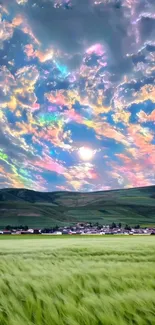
(0, 186, 155, 228)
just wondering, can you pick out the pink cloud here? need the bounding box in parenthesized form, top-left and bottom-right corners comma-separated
(34, 155, 65, 175)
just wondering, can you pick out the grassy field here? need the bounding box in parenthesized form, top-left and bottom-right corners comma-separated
(0, 237, 155, 325)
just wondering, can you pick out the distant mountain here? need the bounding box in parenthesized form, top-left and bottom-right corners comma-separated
(0, 186, 155, 228)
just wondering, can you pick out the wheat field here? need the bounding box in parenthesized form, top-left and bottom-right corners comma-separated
(0, 236, 155, 325)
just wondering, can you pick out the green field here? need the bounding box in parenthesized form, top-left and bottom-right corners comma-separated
(0, 236, 155, 325)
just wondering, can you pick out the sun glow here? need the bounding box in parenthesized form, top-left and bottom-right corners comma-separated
(78, 147, 95, 161)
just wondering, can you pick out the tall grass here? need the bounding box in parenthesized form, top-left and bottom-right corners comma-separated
(0, 237, 155, 325)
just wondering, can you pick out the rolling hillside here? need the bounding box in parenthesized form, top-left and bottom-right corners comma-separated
(0, 186, 155, 228)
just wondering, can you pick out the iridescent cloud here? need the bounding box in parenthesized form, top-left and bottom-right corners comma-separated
(0, 0, 155, 191)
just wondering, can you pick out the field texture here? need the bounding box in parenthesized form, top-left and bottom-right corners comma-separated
(1, 186, 155, 227)
(0, 236, 155, 325)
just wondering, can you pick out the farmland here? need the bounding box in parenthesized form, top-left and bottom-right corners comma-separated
(0, 236, 155, 325)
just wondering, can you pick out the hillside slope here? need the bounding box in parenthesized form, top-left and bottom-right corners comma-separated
(0, 186, 155, 228)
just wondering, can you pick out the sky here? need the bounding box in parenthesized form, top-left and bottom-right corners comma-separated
(0, 0, 155, 192)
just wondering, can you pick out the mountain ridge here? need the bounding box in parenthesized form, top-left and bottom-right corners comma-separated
(0, 185, 155, 228)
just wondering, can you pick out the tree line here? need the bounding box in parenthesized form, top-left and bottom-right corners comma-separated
(4, 223, 141, 231)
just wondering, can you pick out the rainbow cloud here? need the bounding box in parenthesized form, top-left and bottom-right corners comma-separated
(0, 0, 155, 191)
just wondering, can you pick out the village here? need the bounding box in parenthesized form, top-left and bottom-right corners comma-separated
(0, 223, 155, 235)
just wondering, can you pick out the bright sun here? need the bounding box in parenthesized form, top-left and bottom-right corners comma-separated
(78, 147, 94, 161)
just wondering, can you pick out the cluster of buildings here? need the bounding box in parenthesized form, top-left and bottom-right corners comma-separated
(1, 223, 155, 235)
(41, 224, 155, 236)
